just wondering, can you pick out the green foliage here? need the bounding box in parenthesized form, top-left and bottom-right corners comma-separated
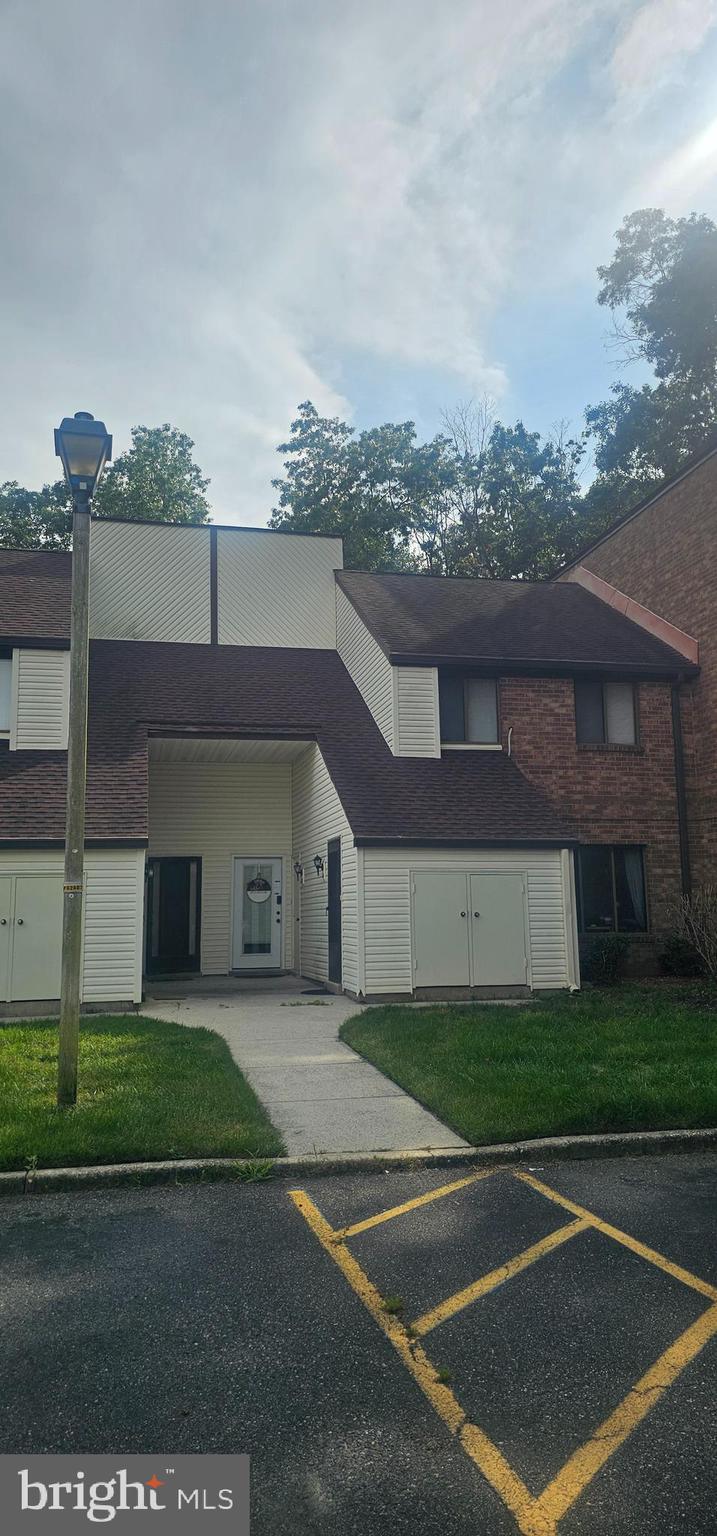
(659, 933, 705, 978)
(582, 933, 630, 986)
(94, 423, 211, 526)
(0, 424, 210, 550)
(270, 400, 586, 576)
(584, 209, 717, 533)
(0, 479, 73, 550)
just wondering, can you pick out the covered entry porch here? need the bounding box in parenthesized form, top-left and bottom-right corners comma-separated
(146, 736, 346, 988)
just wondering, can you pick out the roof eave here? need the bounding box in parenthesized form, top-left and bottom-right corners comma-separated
(388, 652, 698, 679)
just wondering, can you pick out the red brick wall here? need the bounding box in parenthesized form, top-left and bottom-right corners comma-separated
(498, 676, 683, 952)
(560, 451, 717, 888)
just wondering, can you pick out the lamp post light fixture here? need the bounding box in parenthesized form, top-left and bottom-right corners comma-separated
(54, 412, 112, 1108)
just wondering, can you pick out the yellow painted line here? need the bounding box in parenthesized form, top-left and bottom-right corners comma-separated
(515, 1171, 717, 1302)
(334, 1167, 498, 1240)
(535, 1303, 717, 1526)
(412, 1217, 590, 1337)
(289, 1187, 554, 1536)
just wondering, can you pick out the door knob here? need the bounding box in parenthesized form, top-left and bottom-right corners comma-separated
(16, 917, 24, 925)
(474, 911, 480, 918)
(460, 910, 466, 917)
(0, 918, 6, 925)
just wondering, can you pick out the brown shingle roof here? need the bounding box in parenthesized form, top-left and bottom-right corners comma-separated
(336, 568, 694, 674)
(0, 641, 575, 846)
(0, 548, 71, 642)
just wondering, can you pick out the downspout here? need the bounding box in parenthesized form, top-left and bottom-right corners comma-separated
(671, 682, 692, 895)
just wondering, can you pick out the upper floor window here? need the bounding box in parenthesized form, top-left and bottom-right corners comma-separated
(0, 654, 11, 737)
(439, 675, 498, 744)
(575, 679, 637, 746)
(576, 845, 647, 933)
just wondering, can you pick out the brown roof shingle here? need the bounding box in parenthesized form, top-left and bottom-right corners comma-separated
(0, 641, 575, 846)
(336, 568, 694, 673)
(0, 548, 71, 642)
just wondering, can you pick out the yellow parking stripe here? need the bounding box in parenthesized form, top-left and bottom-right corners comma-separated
(291, 1174, 717, 1536)
(289, 1187, 553, 1536)
(515, 1171, 717, 1301)
(412, 1217, 590, 1336)
(334, 1167, 497, 1240)
(535, 1303, 717, 1527)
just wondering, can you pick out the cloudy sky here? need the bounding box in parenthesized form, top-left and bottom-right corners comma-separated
(1, 0, 716, 523)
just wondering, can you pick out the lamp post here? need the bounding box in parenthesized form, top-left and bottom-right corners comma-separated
(54, 412, 112, 1107)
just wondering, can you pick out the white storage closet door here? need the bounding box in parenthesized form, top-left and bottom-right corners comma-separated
(410, 868, 529, 989)
(9, 874, 63, 1000)
(0, 876, 11, 998)
(411, 872, 470, 986)
(470, 873, 527, 985)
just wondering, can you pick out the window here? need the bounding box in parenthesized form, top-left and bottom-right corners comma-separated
(577, 846, 647, 933)
(440, 675, 498, 743)
(0, 655, 11, 737)
(575, 679, 637, 745)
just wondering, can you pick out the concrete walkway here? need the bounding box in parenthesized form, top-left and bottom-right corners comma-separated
(141, 977, 467, 1157)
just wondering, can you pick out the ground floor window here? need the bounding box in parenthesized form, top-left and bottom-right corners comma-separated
(576, 845, 647, 933)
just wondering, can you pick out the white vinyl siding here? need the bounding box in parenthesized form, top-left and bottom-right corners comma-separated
(336, 586, 395, 750)
(362, 846, 575, 994)
(218, 530, 343, 648)
(395, 667, 440, 756)
(90, 520, 212, 643)
(82, 851, 146, 1002)
(0, 849, 144, 1003)
(148, 762, 293, 974)
(291, 743, 359, 993)
(9, 649, 70, 750)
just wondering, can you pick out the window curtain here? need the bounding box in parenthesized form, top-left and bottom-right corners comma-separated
(622, 848, 646, 929)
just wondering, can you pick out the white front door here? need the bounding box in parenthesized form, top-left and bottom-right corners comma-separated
(232, 857, 283, 971)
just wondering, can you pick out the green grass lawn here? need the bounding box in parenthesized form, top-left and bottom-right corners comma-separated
(340, 985, 717, 1146)
(0, 1015, 284, 1171)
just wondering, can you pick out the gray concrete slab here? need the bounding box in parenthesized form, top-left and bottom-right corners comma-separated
(141, 983, 467, 1156)
(248, 1061, 407, 1103)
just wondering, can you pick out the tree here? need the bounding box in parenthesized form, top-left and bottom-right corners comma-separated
(93, 424, 211, 525)
(270, 398, 586, 578)
(584, 209, 717, 527)
(0, 480, 73, 550)
(0, 424, 210, 550)
(269, 401, 419, 569)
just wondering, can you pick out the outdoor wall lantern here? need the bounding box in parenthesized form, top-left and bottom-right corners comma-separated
(54, 410, 112, 500)
(313, 854, 325, 878)
(293, 861, 304, 882)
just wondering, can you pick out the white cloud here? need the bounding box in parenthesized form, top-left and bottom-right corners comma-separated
(610, 0, 717, 104)
(0, 0, 715, 523)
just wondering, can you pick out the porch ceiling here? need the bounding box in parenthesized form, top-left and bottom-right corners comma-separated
(148, 736, 310, 763)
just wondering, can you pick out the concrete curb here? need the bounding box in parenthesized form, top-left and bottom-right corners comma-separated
(2, 1125, 716, 1196)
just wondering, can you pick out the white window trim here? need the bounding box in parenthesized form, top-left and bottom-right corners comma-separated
(7, 650, 19, 750)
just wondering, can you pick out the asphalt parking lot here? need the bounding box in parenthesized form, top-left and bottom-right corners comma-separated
(1, 1154, 715, 1534)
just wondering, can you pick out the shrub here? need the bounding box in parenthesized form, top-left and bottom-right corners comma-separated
(673, 886, 717, 979)
(582, 933, 630, 985)
(659, 932, 705, 977)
